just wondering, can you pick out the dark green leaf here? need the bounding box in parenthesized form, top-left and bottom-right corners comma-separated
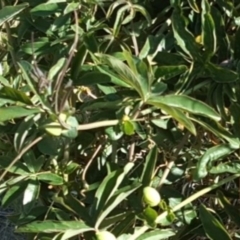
(147, 101, 196, 135)
(0, 86, 32, 105)
(201, 0, 216, 58)
(206, 62, 238, 83)
(95, 182, 141, 229)
(217, 191, 240, 227)
(2, 181, 28, 208)
(136, 229, 176, 240)
(199, 204, 232, 240)
(172, 9, 201, 60)
(74, 72, 111, 86)
(17, 220, 93, 233)
(0, 106, 40, 122)
(0, 156, 30, 175)
(154, 65, 187, 80)
(148, 95, 220, 121)
(23, 178, 40, 213)
(0, 3, 28, 25)
(30, 3, 63, 16)
(141, 146, 158, 187)
(92, 163, 135, 221)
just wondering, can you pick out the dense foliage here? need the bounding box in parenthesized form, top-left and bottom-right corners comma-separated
(1, 0, 240, 239)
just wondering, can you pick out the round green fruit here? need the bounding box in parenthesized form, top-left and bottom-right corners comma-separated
(96, 231, 117, 240)
(143, 186, 161, 207)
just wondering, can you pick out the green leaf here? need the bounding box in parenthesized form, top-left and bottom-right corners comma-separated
(217, 191, 240, 227)
(17, 220, 93, 233)
(105, 126, 123, 141)
(92, 162, 135, 222)
(154, 65, 188, 80)
(47, 58, 66, 80)
(61, 116, 78, 139)
(199, 204, 232, 240)
(188, 0, 200, 12)
(190, 117, 239, 148)
(147, 95, 220, 121)
(96, 54, 149, 100)
(110, 212, 135, 236)
(201, 0, 216, 58)
(0, 86, 32, 105)
(25, 153, 45, 173)
(37, 173, 64, 185)
(44, 122, 63, 136)
(122, 120, 135, 136)
(83, 33, 98, 53)
(0, 3, 28, 25)
(0, 106, 40, 122)
(139, 35, 162, 59)
(193, 144, 235, 180)
(71, 44, 88, 80)
(14, 114, 41, 152)
(172, 9, 201, 60)
(206, 62, 238, 83)
(136, 229, 176, 240)
(147, 101, 196, 135)
(30, 3, 63, 16)
(0, 176, 27, 195)
(95, 182, 141, 229)
(96, 65, 131, 88)
(23, 178, 40, 214)
(37, 135, 62, 155)
(140, 146, 158, 187)
(151, 82, 167, 96)
(74, 72, 111, 86)
(53, 195, 91, 223)
(2, 181, 28, 208)
(0, 75, 10, 86)
(63, 2, 79, 15)
(0, 156, 30, 175)
(153, 52, 186, 66)
(133, 4, 151, 24)
(18, 61, 50, 108)
(216, 0, 234, 17)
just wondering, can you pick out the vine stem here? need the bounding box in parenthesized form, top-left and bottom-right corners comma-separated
(128, 173, 240, 240)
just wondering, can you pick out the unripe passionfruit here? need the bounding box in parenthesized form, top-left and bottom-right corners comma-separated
(143, 186, 161, 207)
(96, 231, 117, 240)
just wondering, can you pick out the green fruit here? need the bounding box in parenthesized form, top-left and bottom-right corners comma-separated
(143, 186, 161, 207)
(96, 231, 116, 240)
